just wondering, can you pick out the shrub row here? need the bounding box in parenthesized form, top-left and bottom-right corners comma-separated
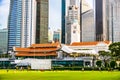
(52, 67, 120, 71)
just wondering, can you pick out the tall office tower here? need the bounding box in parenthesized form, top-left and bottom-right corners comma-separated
(82, 10, 95, 42)
(0, 29, 8, 53)
(61, 0, 66, 44)
(8, 0, 36, 51)
(36, 0, 48, 44)
(79, 0, 95, 42)
(65, 0, 80, 44)
(95, 0, 108, 41)
(22, 0, 36, 47)
(107, 0, 120, 42)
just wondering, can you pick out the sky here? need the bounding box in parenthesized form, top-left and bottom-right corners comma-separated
(0, 0, 93, 30)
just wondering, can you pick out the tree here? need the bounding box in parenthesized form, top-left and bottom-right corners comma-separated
(96, 60, 102, 67)
(98, 51, 111, 67)
(110, 61, 116, 69)
(109, 42, 120, 60)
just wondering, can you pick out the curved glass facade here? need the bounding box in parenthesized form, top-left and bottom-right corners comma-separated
(8, 0, 36, 51)
(8, 0, 22, 50)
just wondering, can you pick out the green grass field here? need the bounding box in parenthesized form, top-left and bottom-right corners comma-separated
(0, 70, 120, 80)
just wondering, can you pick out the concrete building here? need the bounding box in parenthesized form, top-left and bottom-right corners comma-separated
(53, 29, 61, 43)
(60, 41, 111, 66)
(82, 9, 95, 42)
(65, 0, 80, 44)
(0, 29, 8, 53)
(95, 0, 120, 42)
(95, 0, 108, 41)
(21, 0, 36, 48)
(8, 0, 36, 51)
(62, 0, 95, 44)
(107, 0, 120, 42)
(36, 0, 49, 44)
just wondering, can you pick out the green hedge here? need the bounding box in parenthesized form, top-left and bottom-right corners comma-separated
(52, 66, 120, 71)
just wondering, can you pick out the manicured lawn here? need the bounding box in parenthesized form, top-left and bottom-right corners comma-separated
(0, 70, 120, 80)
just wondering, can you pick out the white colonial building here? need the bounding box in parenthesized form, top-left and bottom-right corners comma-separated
(59, 41, 111, 67)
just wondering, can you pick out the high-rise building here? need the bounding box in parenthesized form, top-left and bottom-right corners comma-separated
(65, 0, 80, 44)
(0, 29, 8, 53)
(82, 9, 95, 42)
(107, 0, 120, 42)
(95, 0, 108, 41)
(95, 0, 120, 42)
(81, 0, 95, 42)
(36, 0, 49, 44)
(8, 0, 36, 51)
(21, 0, 36, 47)
(62, 0, 95, 44)
(8, 0, 22, 50)
(61, 0, 66, 44)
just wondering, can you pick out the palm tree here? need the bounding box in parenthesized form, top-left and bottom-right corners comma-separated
(98, 51, 111, 68)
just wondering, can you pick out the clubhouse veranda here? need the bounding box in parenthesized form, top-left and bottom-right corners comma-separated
(0, 41, 111, 69)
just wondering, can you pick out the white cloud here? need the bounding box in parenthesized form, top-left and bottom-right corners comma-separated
(0, 0, 10, 29)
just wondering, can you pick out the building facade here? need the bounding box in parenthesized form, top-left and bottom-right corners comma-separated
(8, 0, 22, 50)
(53, 29, 61, 43)
(107, 0, 120, 42)
(82, 10, 95, 42)
(8, 0, 36, 51)
(0, 29, 8, 53)
(95, 0, 108, 41)
(21, 0, 36, 48)
(36, 0, 49, 44)
(65, 0, 80, 44)
(14, 43, 61, 59)
(62, 0, 95, 44)
(61, 0, 66, 44)
(95, 0, 120, 42)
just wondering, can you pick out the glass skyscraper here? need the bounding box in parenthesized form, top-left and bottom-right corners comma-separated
(8, 0, 36, 51)
(8, 0, 22, 50)
(61, 0, 66, 44)
(0, 29, 8, 53)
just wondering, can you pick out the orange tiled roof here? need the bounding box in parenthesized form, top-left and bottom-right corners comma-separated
(15, 52, 57, 57)
(71, 41, 111, 46)
(30, 43, 60, 48)
(15, 47, 60, 52)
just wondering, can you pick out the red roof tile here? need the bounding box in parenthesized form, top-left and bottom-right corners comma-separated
(71, 41, 111, 46)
